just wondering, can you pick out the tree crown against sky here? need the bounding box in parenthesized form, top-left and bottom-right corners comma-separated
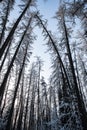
(0, 0, 87, 130)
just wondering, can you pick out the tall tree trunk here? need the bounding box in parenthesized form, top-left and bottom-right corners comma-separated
(0, 39, 12, 72)
(23, 68, 33, 130)
(37, 59, 41, 130)
(5, 43, 28, 130)
(63, 16, 87, 130)
(0, 0, 32, 59)
(0, 76, 10, 116)
(0, 0, 10, 45)
(35, 14, 71, 90)
(0, 17, 32, 106)
(16, 74, 24, 130)
(12, 102, 21, 130)
(28, 80, 35, 130)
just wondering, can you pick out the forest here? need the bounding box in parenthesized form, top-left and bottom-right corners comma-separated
(0, 0, 87, 130)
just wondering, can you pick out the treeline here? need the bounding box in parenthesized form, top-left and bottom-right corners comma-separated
(0, 0, 87, 130)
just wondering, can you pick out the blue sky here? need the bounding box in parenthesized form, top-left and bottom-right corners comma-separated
(10, 0, 60, 83)
(30, 0, 59, 82)
(37, 0, 59, 31)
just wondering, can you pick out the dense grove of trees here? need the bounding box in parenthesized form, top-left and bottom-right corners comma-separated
(0, 0, 87, 130)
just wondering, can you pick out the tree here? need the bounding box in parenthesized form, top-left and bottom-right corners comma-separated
(0, 0, 87, 130)
(5, 40, 30, 130)
(0, 17, 32, 107)
(0, 0, 15, 46)
(56, 5, 87, 129)
(0, 0, 33, 60)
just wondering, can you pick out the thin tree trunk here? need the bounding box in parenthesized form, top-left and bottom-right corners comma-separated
(5, 43, 28, 130)
(0, 0, 32, 59)
(28, 80, 35, 130)
(16, 74, 24, 130)
(37, 60, 41, 130)
(23, 69, 33, 130)
(35, 14, 71, 90)
(0, 0, 10, 45)
(0, 77, 10, 116)
(12, 102, 21, 130)
(0, 17, 32, 106)
(0, 39, 12, 72)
